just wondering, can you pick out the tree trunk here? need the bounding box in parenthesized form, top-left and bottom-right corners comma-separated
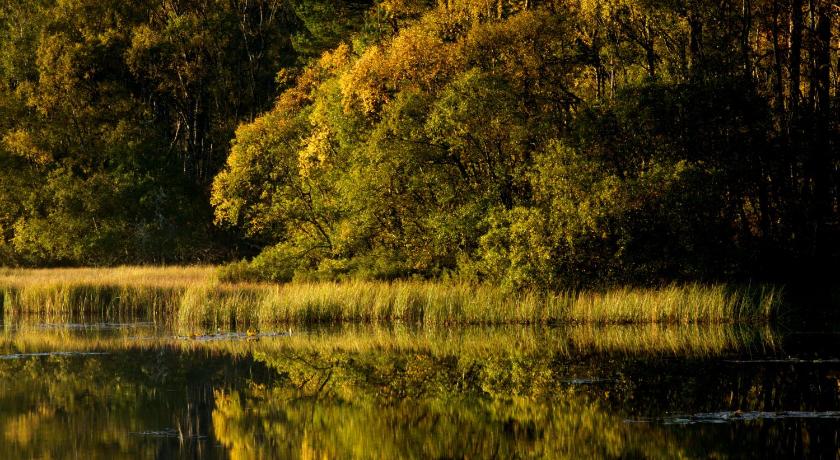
(741, 0, 753, 80)
(788, 0, 803, 113)
(688, 13, 702, 74)
(770, 0, 786, 115)
(645, 18, 656, 79)
(809, 0, 833, 261)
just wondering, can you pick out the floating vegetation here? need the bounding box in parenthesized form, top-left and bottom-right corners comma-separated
(174, 331, 292, 342)
(725, 358, 840, 364)
(628, 411, 840, 425)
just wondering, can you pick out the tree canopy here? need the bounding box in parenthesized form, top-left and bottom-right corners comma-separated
(1, 0, 837, 287)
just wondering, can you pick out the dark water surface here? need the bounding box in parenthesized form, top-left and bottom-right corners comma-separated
(0, 319, 838, 459)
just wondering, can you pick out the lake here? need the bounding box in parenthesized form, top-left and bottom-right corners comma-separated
(0, 317, 838, 458)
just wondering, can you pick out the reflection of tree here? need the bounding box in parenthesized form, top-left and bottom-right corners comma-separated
(212, 348, 696, 459)
(1, 324, 833, 458)
(0, 348, 271, 459)
(210, 330, 840, 459)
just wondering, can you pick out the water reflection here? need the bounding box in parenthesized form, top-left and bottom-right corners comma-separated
(0, 347, 270, 459)
(0, 320, 837, 458)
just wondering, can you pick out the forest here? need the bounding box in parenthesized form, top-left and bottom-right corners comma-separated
(0, 0, 837, 290)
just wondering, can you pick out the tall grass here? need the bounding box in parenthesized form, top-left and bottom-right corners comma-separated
(0, 267, 784, 328)
(0, 266, 214, 322)
(176, 281, 783, 328)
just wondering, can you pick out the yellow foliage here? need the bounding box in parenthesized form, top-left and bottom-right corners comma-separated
(2, 130, 51, 165)
(319, 43, 352, 71)
(341, 45, 389, 113)
(300, 127, 333, 176)
(341, 18, 461, 113)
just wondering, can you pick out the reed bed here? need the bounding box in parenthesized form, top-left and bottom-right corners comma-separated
(0, 267, 783, 328)
(176, 281, 783, 328)
(0, 266, 214, 322)
(0, 266, 214, 287)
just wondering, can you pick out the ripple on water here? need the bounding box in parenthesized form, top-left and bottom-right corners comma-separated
(561, 378, 614, 385)
(129, 429, 207, 439)
(0, 351, 109, 360)
(37, 322, 156, 330)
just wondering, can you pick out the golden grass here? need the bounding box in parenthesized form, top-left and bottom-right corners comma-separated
(0, 266, 215, 287)
(0, 266, 215, 322)
(175, 280, 783, 327)
(0, 267, 784, 328)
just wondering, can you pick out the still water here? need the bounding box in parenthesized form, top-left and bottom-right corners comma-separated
(0, 318, 838, 459)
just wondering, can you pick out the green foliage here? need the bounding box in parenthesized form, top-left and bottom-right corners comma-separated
(0, 0, 836, 289)
(212, 7, 587, 284)
(212, 0, 838, 287)
(0, 0, 303, 265)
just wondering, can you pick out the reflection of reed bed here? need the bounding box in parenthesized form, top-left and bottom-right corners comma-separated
(564, 324, 779, 356)
(245, 324, 780, 358)
(1, 323, 780, 359)
(0, 326, 157, 357)
(1, 267, 783, 326)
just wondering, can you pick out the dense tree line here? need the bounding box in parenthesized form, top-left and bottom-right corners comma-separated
(0, 0, 365, 264)
(1, 0, 837, 288)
